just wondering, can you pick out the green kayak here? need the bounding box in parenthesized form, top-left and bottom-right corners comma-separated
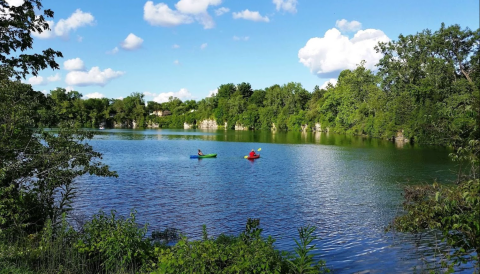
(190, 154, 217, 159)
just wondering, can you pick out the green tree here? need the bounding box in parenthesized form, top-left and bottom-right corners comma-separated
(0, 0, 63, 79)
(0, 1, 116, 237)
(216, 83, 236, 99)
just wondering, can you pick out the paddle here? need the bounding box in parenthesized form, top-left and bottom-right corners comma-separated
(244, 148, 261, 158)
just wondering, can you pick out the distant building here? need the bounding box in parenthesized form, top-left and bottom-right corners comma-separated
(151, 110, 171, 116)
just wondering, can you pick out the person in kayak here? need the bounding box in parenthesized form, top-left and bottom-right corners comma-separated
(249, 149, 257, 157)
(198, 149, 204, 156)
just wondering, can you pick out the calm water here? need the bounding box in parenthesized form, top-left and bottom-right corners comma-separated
(73, 129, 469, 273)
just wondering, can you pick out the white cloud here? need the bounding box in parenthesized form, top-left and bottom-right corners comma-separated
(143, 1, 193, 27)
(232, 9, 269, 22)
(28, 76, 45, 85)
(194, 12, 215, 29)
(273, 0, 297, 13)
(27, 73, 61, 86)
(65, 86, 75, 92)
(31, 9, 94, 39)
(175, 0, 221, 14)
(233, 35, 249, 41)
(144, 88, 194, 103)
(107, 47, 119, 54)
(6, 0, 24, 6)
(172, 44, 180, 49)
(65, 67, 125, 86)
(173, 60, 180, 65)
(84, 92, 105, 99)
(320, 79, 337, 89)
(200, 43, 208, 49)
(47, 73, 61, 82)
(143, 92, 156, 97)
(64, 58, 85, 71)
(208, 89, 218, 97)
(298, 27, 389, 77)
(335, 19, 362, 32)
(144, 0, 220, 29)
(215, 7, 229, 16)
(121, 33, 144, 50)
(54, 9, 95, 38)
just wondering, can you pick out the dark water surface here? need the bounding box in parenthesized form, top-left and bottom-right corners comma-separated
(74, 129, 469, 273)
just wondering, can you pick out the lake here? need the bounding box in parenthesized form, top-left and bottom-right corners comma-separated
(73, 129, 469, 273)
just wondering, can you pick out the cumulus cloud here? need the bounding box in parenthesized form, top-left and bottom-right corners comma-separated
(84, 92, 105, 99)
(143, 92, 156, 97)
(194, 12, 215, 29)
(208, 89, 218, 97)
(27, 73, 61, 86)
(65, 67, 125, 86)
(215, 7, 229, 16)
(106, 47, 119, 54)
(172, 44, 180, 49)
(6, 0, 24, 6)
(200, 43, 208, 49)
(144, 1, 193, 27)
(27, 76, 45, 86)
(320, 78, 338, 89)
(335, 19, 362, 32)
(232, 9, 269, 22)
(32, 9, 95, 39)
(64, 58, 85, 71)
(65, 86, 75, 92)
(175, 0, 221, 14)
(143, 0, 218, 29)
(298, 27, 389, 77)
(143, 88, 194, 103)
(273, 0, 297, 13)
(233, 35, 249, 41)
(47, 73, 61, 82)
(121, 33, 144, 50)
(55, 9, 95, 38)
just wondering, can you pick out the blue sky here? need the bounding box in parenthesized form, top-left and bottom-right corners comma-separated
(13, 0, 479, 102)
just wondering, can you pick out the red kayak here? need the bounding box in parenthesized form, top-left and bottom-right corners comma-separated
(247, 154, 260, 159)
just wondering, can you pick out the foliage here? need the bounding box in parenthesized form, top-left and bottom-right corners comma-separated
(287, 225, 329, 274)
(76, 210, 154, 273)
(153, 219, 329, 274)
(390, 137, 480, 269)
(0, 0, 63, 79)
(0, 71, 117, 237)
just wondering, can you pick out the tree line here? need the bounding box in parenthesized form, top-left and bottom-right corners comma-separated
(35, 23, 479, 147)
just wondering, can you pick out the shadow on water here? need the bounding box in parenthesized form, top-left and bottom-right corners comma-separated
(71, 128, 473, 273)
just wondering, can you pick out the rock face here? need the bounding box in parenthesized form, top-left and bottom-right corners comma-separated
(184, 122, 192, 129)
(114, 121, 133, 128)
(197, 119, 218, 129)
(395, 130, 410, 142)
(235, 124, 248, 130)
(271, 123, 277, 131)
(147, 121, 160, 128)
(312, 123, 321, 132)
